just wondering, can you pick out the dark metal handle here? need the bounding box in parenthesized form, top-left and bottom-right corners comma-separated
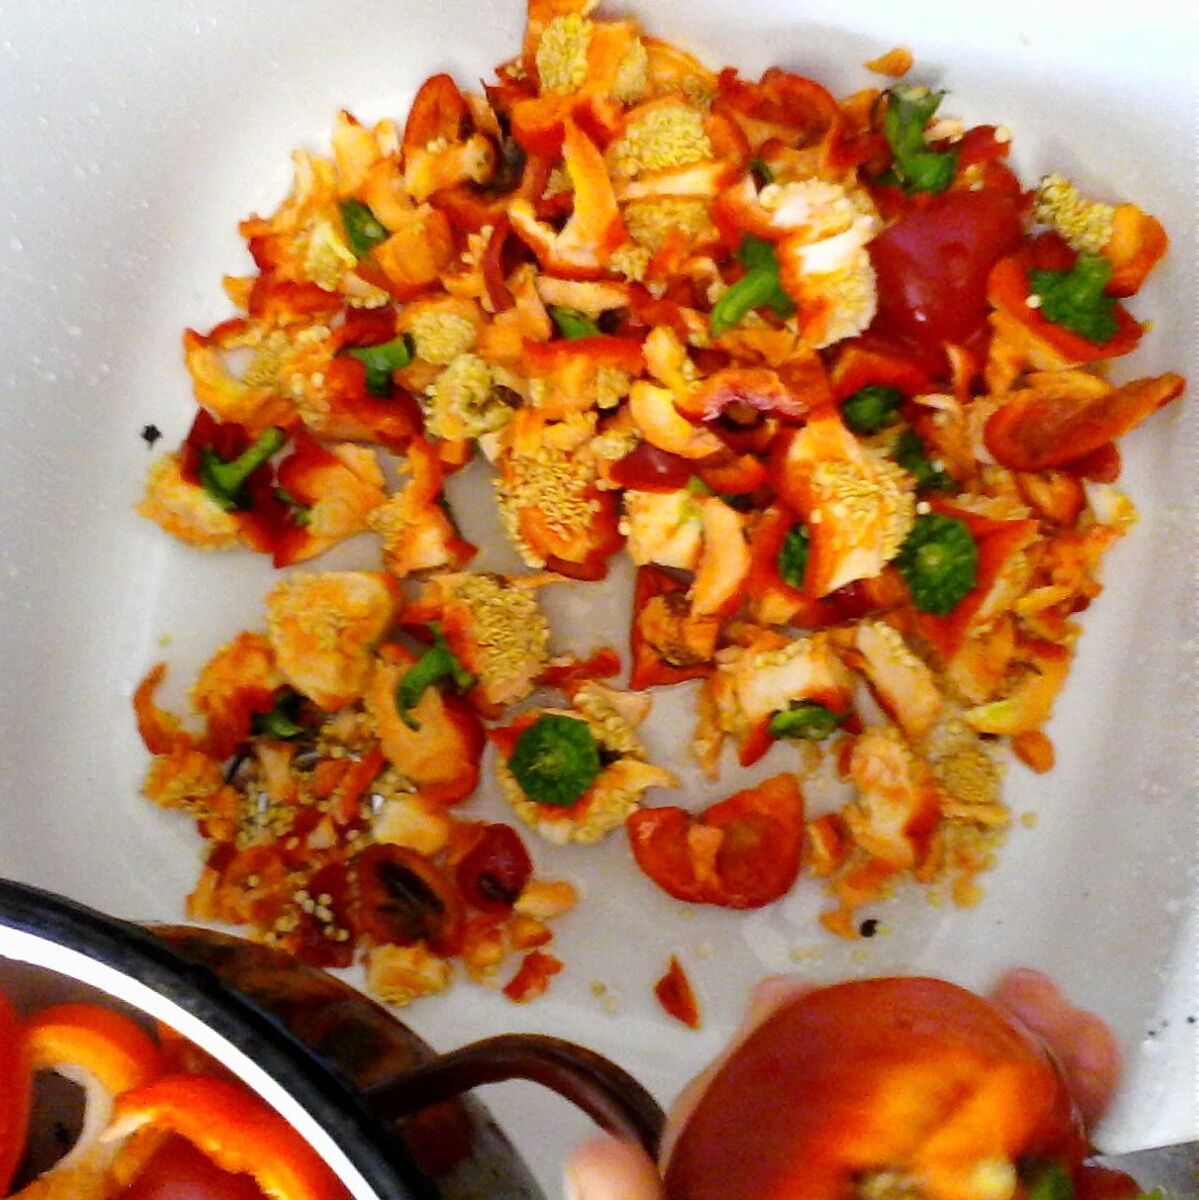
(364, 1033, 665, 1159)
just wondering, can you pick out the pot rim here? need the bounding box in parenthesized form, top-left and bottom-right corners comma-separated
(0, 876, 424, 1200)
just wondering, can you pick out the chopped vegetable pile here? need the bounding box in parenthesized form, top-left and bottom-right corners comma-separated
(134, 0, 1185, 1016)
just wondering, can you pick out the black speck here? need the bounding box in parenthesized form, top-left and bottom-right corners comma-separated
(1147, 1029, 1157, 1038)
(1186, 1015, 1196, 1025)
(859, 918, 879, 938)
(141, 423, 162, 446)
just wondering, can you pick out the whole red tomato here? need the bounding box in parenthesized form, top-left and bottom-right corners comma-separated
(664, 977, 1086, 1200)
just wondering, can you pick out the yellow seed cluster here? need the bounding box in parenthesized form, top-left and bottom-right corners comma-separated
(302, 218, 356, 290)
(811, 454, 915, 563)
(1035, 173, 1115, 255)
(594, 366, 631, 409)
(613, 103, 712, 175)
(624, 196, 714, 253)
(611, 37, 650, 105)
(452, 573, 550, 694)
(536, 13, 593, 94)
(926, 718, 1004, 813)
(496, 446, 599, 545)
(425, 353, 512, 440)
(409, 311, 478, 365)
(573, 681, 646, 758)
(606, 242, 652, 281)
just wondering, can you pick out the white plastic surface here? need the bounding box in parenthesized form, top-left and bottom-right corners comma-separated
(0, 2, 1195, 1195)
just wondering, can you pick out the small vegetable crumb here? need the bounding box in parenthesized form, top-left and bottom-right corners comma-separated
(654, 955, 701, 1029)
(141, 423, 162, 446)
(858, 918, 879, 938)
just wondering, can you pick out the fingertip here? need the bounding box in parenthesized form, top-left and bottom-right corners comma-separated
(566, 1134, 663, 1200)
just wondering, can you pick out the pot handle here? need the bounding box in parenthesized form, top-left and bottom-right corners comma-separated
(363, 1033, 665, 1158)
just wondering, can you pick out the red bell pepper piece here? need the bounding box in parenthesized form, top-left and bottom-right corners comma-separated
(912, 503, 1041, 662)
(984, 370, 1184, 472)
(107, 1073, 352, 1200)
(986, 251, 1144, 364)
(828, 342, 932, 402)
(654, 956, 701, 1029)
(503, 950, 564, 1003)
(0, 986, 30, 1194)
(626, 773, 804, 909)
(629, 565, 716, 690)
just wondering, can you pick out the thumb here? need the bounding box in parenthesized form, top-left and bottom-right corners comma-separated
(565, 1134, 664, 1200)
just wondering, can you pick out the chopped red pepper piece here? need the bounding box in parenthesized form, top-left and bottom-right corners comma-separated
(986, 250, 1143, 364)
(629, 565, 717, 690)
(984, 370, 1184, 471)
(0, 986, 30, 1194)
(654, 956, 702, 1029)
(627, 773, 804, 909)
(503, 949, 564, 1003)
(107, 1073, 352, 1200)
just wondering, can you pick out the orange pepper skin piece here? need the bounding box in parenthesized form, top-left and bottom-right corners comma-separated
(665, 977, 1085, 1200)
(984, 370, 1184, 472)
(0, 986, 31, 1194)
(24, 1003, 163, 1095)
(107, 1073, 351, 1200)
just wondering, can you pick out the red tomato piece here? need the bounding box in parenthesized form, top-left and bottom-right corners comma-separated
(608, 442, 695, 492)
(868, 188, 1024, 368)
(626, 774, 804, 909)
(455, 824, 534, 913)
(350, 844, 465, 956)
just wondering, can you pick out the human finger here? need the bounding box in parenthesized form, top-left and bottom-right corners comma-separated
(990, 967, 1122, 1129)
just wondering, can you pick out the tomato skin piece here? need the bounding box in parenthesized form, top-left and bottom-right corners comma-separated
(628, 566, 715, 691)
(116, 1133, 268, 1200)
(0, 986, 30, 1195)
(868, 188, 1024, 366)
(609, 442, 694, 492)
(350, 844, 465, 956)
(664, 977, 1086, 1200)
(654, 956, 701, 1029)
(455, 824, 534, 913)
(627, 774, 804, 909)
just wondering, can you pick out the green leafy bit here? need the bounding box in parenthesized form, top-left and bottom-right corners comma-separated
(1028, 254, 1119, 344)
(339, 198, 390, 258)
(749, 157, 775, 186)
(709, 235, 796, 337)
(198, 427, 286, 512)
(508, 714, 601, 808)
(891, 427, 955, 493)
(777, 524, 810, 591)
(882, 85, 959, 195)
(252, 688, 307, 740)
(841, 384, 905, 435)
(1024, 1162, 1073, 1200)
(549, 306, 601, 340)
(348, 335, 413, 397)
(274, 487, 312, 527)
(768, 700, 847, 741)
(395, 626, 476, 730)
(895, 513, 978, 615)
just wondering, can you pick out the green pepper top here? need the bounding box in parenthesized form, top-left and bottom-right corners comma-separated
(895, 513, 978, 615)
(1029, 254, 1118, 344)
(508, 714, 602, 808)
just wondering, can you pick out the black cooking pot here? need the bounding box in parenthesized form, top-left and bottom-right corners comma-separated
(0, 877, 664, 1198)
